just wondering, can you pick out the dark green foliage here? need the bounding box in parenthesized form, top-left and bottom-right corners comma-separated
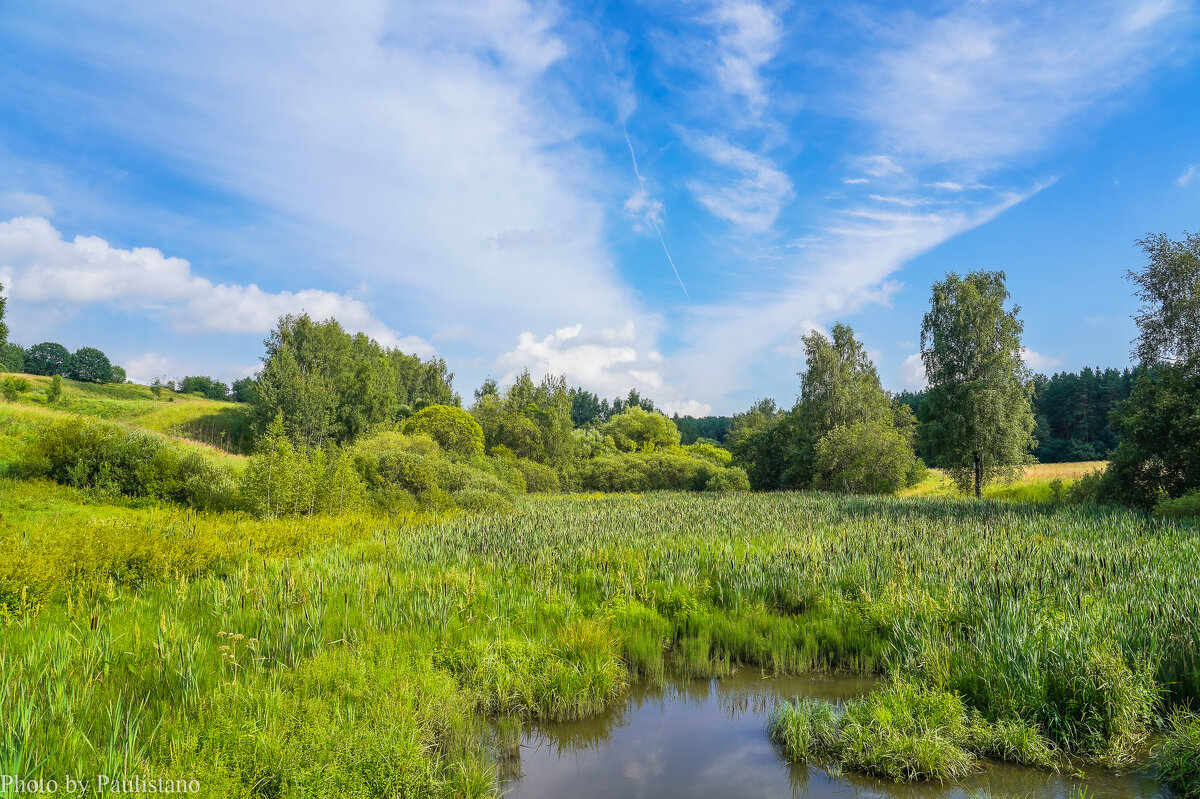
(253, 313, 457, 447)
(109, 365, 126, 383)
(0, 281, 7, 345)
(727, 399, 800, 489)
(0, 342, 24, 372)
(230, 376, 258, 404)
(180, 375, 230, 400)
(404, 405, 485, 458)
(17, 416, 237, 509)
(673, 415, 733, 445)
(25, 341, 71, 376)
(1102, 365, 1200, 508)
(918, 271, 1036, 497)
(67, 346, 113, 383)
(1032, 367, 1135, 462)
(1156, 490, 1200, 518)
(568, 387, 603, 427)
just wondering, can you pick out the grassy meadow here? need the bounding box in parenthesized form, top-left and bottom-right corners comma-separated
(2, 378, 1199, 797)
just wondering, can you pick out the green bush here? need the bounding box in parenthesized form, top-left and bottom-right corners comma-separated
(1155, 490, 1200, 519)
(403, 405, 485, 458)
(453, 488, 512, 514)
(602, 407, 681, 452)
(813, 420, 918, 495)
(575, 451, 748, 493)
(1, 375, 28, 402)
(19, 416, 237, 509)
(514, 457, 560, 493)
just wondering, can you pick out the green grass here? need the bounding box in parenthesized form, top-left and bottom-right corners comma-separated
(0, 373, 251, 453)
(1155, 710, 1200, 797)
(899, 461, 1107, 501)
(1, 484, 1197, 795)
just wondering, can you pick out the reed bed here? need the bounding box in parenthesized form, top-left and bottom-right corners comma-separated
(1, 488, 1198, 796)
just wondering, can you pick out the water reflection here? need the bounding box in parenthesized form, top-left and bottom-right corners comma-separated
(497, 671, 1168, 799)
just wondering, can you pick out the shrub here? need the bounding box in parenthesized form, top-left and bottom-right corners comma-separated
(453, 488, 512, 514)
(602, 407, 681, 452)
(403, 405, 485, 458)
(1155, 490, 1200, 519)
(46, 374, 62, 403)
(19, 416, 237, 508)
(814, 420, 918, 495)
(684, 441, 733, 466)
(514, 457, 560, 493)
(1, 375, 28, 402)
(703, 467, 750, 492)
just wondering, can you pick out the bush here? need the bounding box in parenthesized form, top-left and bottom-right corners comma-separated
(575, 452, 748, 493)
(403, 405, 485, 458)
(602, 407, 681, 452)
(514, 457, 560, 493)
(453, 488, 512, 514)
(46, 374, 62, 404)
(19, 416, 237, 508)
(1156, 490, 1200, 519)
(814, 420, 918, 495)
(1, 375, 29, 402)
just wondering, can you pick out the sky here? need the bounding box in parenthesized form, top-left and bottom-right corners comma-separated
(1, 0, 1198, 415)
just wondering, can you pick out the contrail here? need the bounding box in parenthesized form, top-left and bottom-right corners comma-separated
(622, 128, 689, 299)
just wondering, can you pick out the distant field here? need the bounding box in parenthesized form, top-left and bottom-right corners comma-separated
(0, 372, 252, 453)
(899, 461, 1107, 501)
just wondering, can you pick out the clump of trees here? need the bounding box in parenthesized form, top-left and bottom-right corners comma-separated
(728, 324, 923, 495)
(251, 314, 457, 447)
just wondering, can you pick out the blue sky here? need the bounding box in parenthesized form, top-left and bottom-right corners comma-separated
(1, 1, 1198, 415)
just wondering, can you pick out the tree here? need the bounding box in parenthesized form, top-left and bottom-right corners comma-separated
(25, 342, 71, 376)
(47, 374, 62, 403)
(109, 365, 127, 384)
(68, 347, 113, 383)
(0, 343, 24, 373)
(0, 281, 7, 345)
(231, 376, 259, 404)
(1128, 231, 1200, 370)
(918, 271, 1035, 498)
(181, 375, 230, 400)
(403, 404, 485, 458)
(470, 371, 576, 464)
(796, 323, 894, 434)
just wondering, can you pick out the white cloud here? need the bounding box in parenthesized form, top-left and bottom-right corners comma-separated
(1021, 347, 1062, 370)
(0, 216, 431, 354)
(704, 1, 782, 112)
(123, 353, 174, 385)
(686, 134, 794, 232)
(624, 186, 665, 229)
(859, 1, 1194, 164)
(21, 2, 646, 366)
(494, 321, 709, 414)
(841, 177, 871, 185)
(1178, 163, 1200, 187)
(897, 353, 926, 391)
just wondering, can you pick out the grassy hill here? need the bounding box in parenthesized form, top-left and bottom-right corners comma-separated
(0, 373, 252, 454)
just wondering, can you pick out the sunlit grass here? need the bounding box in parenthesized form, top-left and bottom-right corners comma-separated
(898, 461, 1107, 500)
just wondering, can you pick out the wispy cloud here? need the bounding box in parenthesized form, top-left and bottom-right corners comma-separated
(1178, 163, 1200, 186)
(859, 0, 1194, 164)
(704, 0, 783, 113)
(686, 134, 794, 232)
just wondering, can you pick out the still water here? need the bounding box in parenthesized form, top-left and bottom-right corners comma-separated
(497, 672, 1169, 799)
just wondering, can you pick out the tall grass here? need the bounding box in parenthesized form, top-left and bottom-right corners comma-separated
(0, 488, 1197, 794)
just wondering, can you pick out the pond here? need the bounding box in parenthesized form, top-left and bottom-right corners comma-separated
(497, 671, 1169, 799)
